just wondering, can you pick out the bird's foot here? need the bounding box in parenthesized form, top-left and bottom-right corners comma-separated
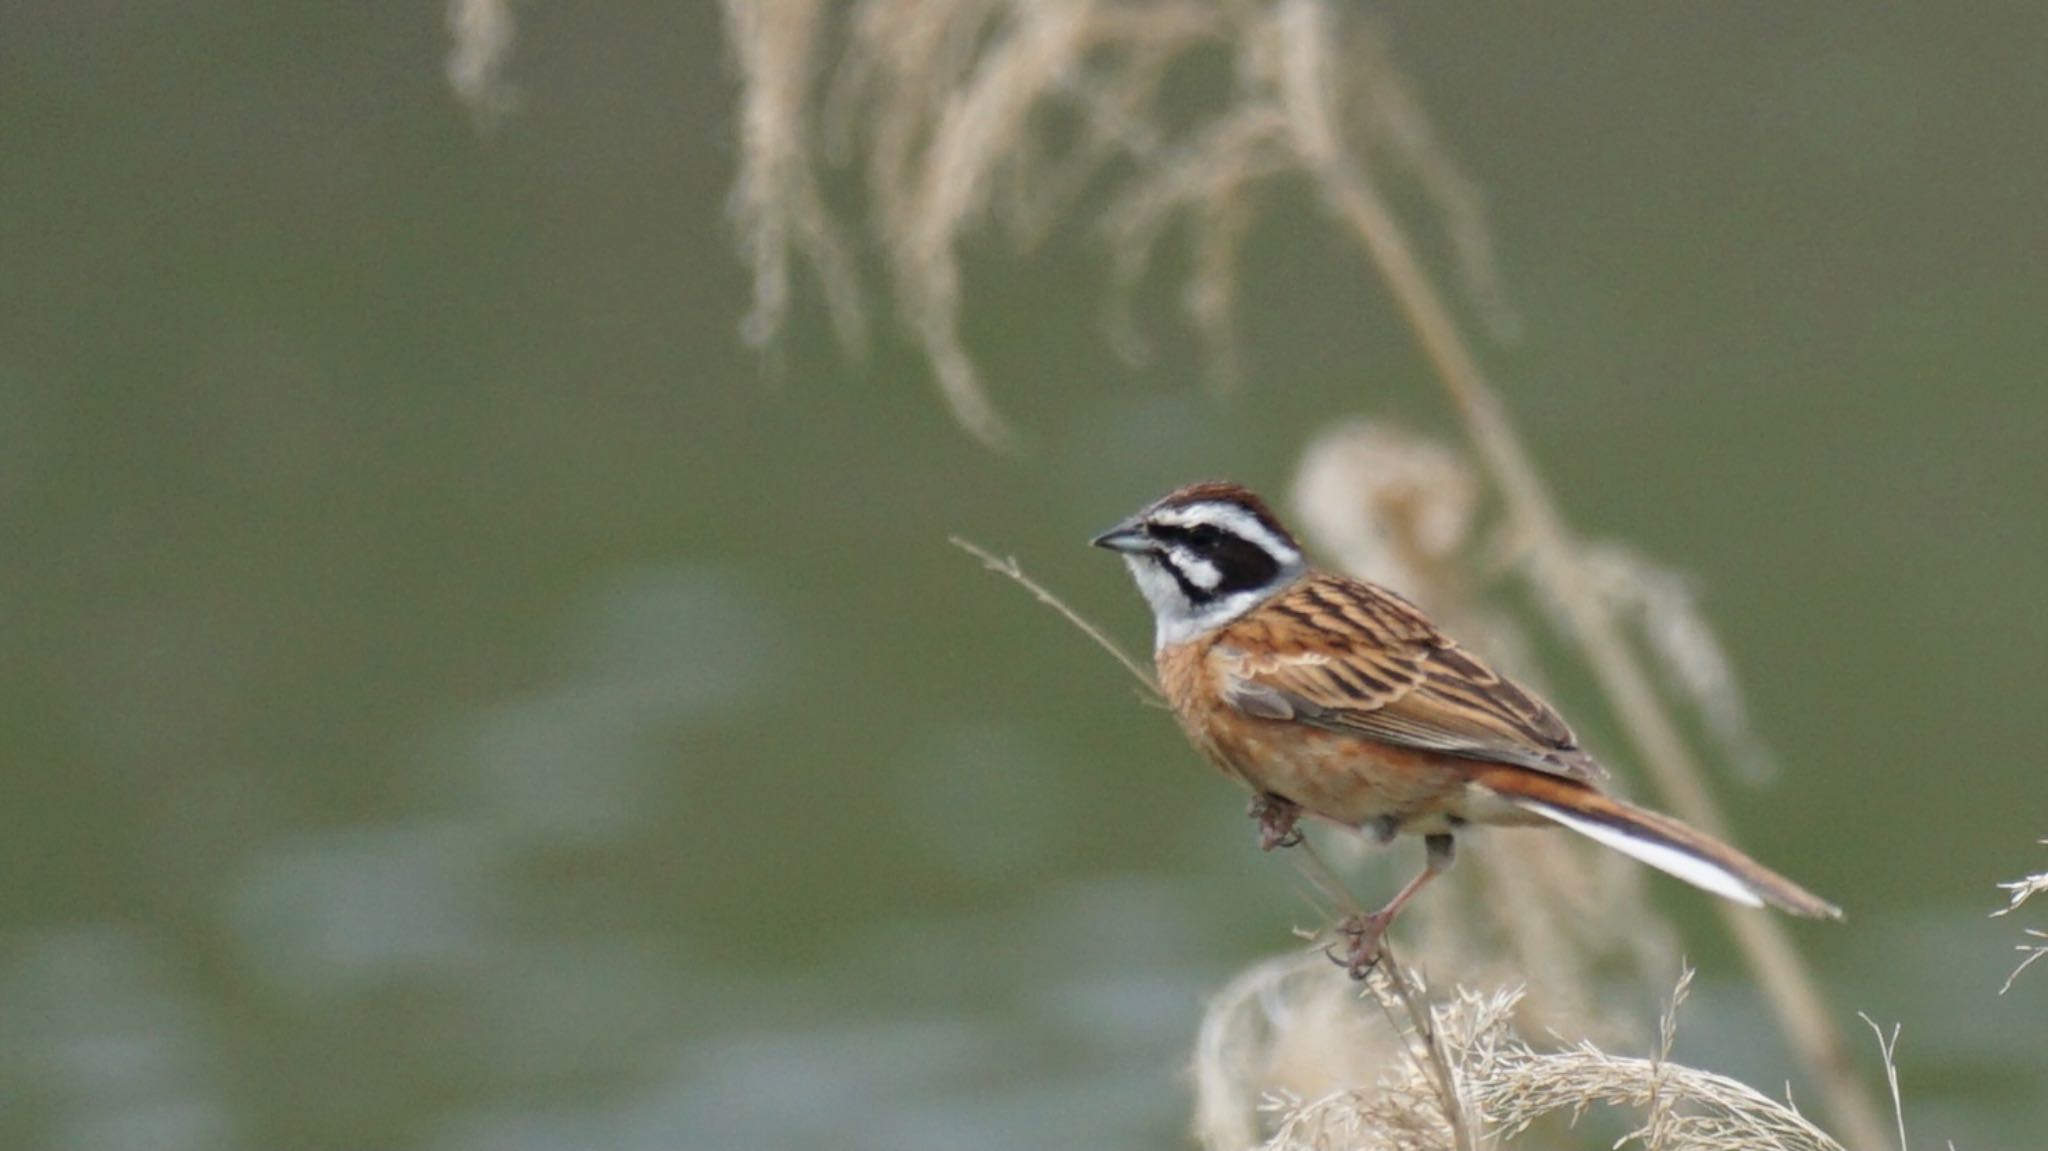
(1326, 911, 1393, 979)
(1248, 792, 1304, 851)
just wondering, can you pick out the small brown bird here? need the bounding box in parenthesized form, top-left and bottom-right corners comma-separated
(1093, 481, 1840, 973)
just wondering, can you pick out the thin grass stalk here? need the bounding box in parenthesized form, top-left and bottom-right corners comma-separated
(949, 536, 1163, 697)
(1287, 838, 1475, 1151)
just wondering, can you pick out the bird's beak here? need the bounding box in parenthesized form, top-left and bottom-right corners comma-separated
(1090, 517, 1152, 554)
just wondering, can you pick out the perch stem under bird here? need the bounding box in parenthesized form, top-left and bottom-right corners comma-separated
(1092, 481, 1840, 974)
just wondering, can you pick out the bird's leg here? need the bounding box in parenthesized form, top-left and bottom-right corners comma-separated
(1248, 792, 1304, 851)
(1330, 833, 1455, 978)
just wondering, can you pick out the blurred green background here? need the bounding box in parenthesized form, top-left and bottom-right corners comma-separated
(5, 4, 2046, 1149)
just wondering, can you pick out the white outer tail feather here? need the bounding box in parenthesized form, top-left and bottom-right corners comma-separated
(1510, 798, 1767, 909)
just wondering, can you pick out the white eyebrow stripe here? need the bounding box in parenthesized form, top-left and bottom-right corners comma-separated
(1153, 502, 1301, 565)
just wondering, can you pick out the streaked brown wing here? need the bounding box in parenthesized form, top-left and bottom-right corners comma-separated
(1215, 574, 1606, 783)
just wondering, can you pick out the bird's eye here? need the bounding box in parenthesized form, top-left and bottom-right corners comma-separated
(1187, 524, 1223, 547)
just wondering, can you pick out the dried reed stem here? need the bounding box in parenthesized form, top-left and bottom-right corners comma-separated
(1289, 838, 1475, 1151)
(1375, 954, 1474, 1151)
(1269, 10, 1889, 1142)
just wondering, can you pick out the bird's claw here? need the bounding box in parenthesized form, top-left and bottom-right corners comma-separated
(1327, 911, 1391, 979)
(1249, 793, 1304, 851)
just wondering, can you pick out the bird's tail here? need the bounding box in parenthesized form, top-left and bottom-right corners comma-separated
(1476, 766, 1842, 920)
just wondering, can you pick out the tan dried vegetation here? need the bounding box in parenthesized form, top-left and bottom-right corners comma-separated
(1995, 844, 2048, 995)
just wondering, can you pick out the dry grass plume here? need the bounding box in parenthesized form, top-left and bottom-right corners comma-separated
(1995, 841, 2048, 995)
(1197, 955, 1857, 1151)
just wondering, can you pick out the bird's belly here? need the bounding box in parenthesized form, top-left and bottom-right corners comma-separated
(1200, 721, 1475, 832)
